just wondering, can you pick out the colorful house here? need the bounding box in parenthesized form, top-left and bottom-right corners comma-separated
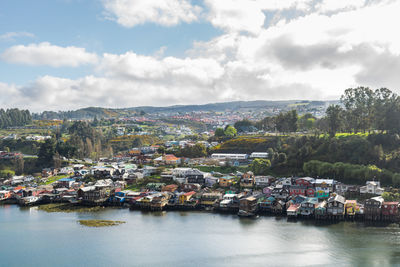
(295, 177, 315, 187)
(259, 196, 275, 212)
(300, 197, 319, 216)
(381, 201, 399, 221)
(315, 179, 334, 198)
(315, 201, 327, 219)
(0, 190, 12, 201)
(219, 176, 235, 187)
(179, 191, 196, 204)
(326, 194, 346, 219)
(161, 184, 179, 193)
(200, 192, 223, 206)
(287, 203, 300, 217)
(262, 186, 273, 196)
(290, 186, 314, 197)
(365, 196, 384, 221)
(240, 171, 255, 188)
(345, 200, 358, 216)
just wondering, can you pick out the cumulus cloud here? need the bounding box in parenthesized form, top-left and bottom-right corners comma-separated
(3, 0, 400, 111)
(1, 42, 98, 67)
(102, 0, 202, 27)
(99, 51, 224, 85)
(203, 0, 315, 34)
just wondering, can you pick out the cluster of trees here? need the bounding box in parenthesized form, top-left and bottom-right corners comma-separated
(36, 121, 114, 168)
(234, 119, 258, 133)
(251, 87, 400, 137)
(322, 87, 400, 136)
(174, 143, 207, 158)
(215, 125, 237, 138)
(60, 121, 112, 159)
(0, 109, 32, 128)
(250, 158, 271, 175)
(303, 160, 400, 186)
(255, 110, 316, 133)
(0, 139, 40, 155)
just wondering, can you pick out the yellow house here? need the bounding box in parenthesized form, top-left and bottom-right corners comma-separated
(219, 176, 235, 187)
(345, 200, 358, 216)
(179, 191, 196, 204)
(240, 172, 255, 188)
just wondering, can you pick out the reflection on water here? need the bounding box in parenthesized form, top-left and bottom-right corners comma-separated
(1, 204, 400, 266)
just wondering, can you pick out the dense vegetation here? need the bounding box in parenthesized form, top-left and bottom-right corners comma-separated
(210, 87, 400, 185)
(0, 108, 32, 128)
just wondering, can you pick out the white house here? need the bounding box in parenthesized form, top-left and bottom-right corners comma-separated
(360, 181, 384, 195)
(250, 152, 269, 159)
(254, 176, 272, 187)
(211, 153, 248, 160)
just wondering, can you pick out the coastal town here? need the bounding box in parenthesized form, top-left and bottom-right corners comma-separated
(1, 148, 398, 223)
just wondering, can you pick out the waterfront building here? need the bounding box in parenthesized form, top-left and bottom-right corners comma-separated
(381, 201, 399, 221)
(326, 194, 346, 219)
(287, 204, 300, 217)
(345, 200, 358, 216)
(365, 196, 384, 220)
(300, 197, 319, 216)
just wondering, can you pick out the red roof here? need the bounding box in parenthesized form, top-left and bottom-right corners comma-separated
(184, 191, 196, 196)
(287, 204, 300, 211)
(383, 202, 399, 205)
(165, 154, 179, 161)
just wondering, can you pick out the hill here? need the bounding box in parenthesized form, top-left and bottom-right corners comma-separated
(33, 100, 338, 120)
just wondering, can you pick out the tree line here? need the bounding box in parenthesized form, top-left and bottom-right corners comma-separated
(37, 121, 113, 168)
(235, 87, 400, 136)
(0, 108, 32, 129)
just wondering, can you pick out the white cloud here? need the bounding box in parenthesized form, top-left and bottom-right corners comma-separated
(203, 0, 314, 34)
(99, 51, 224, 85)
(0, 32, 35, 41)
(102, 0, 202, 27)
(316, 0, 366, 13)
(1, 42, 98, 67)
(4, 0, 400, 111)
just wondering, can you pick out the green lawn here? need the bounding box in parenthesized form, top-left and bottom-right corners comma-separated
(43, 174, 71, 185)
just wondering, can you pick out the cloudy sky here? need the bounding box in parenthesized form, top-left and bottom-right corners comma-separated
(0, 0, 399, 111)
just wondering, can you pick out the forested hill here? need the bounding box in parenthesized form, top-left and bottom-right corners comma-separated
(0, 109, 32, 129)
(32, 100, 337, 120)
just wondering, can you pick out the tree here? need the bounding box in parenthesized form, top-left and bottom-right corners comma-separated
(256, 116, 275, 132)
(234, 119, 256, 133)
(177, 143, 207, 158)
(298, 113, 316, 131)
(224, 126, 237, 137)
(326, 105, 343, 137)
(250, 158, 271, 175)
(276, 110, 298, 133)
(215, 128, 225, 137)
(14, 157, 24, 175)
(341, 87, 375, 132)
(37, 138, 56, 168)
(53, 152, 62, 169)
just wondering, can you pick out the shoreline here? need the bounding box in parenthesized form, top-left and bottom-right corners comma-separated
(2, 202, 399, 227)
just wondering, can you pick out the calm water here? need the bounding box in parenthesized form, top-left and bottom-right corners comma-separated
(1, 205, 400, 266)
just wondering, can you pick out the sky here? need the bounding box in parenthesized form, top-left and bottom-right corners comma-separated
(0, 0, 399, 112)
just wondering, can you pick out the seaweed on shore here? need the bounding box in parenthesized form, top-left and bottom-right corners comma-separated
(78, 220, 125, 227)
(38, 203, 104, 213)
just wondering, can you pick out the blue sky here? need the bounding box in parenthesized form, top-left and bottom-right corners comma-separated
(0, 0, 399, 111)
(0, 0, 220, 85)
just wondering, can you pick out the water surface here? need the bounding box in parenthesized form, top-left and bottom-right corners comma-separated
(1, 205, 400, 266)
